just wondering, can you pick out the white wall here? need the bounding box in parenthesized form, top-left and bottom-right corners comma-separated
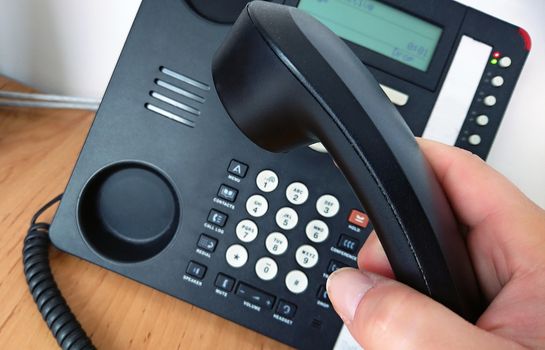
(0, 0, 141, 99)
(1, 0, 545, 208)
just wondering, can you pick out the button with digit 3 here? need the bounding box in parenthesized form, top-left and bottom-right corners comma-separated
(246, 194, 268, 217)
(275, 207, 298, 230)
(265, 232, 288, 255)
(285, 182, 309, 205)
(255, 257, 278, 281)
(316, 194, 340, 217)
(236, 219, 258, 242)
(305, 219, 329, 243)
(226, 244, 248, 268)
(295, 244, 319, 268)
(256, 169, 279, 192)
(285, 270, 308, 294)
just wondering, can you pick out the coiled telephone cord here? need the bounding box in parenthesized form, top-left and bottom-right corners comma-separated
(22, 194, 96, 350)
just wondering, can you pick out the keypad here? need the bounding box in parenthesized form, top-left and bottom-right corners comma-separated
(285, 270, 308, 294)
(246, 194, 268, 217)
(256, 169, 279, 192)
(285, 182, 309, 205)
(265, 232, 288, 256)
(201, 160, 365, 326)
(236, 219, 258, 243)
(255, 257, 278, 281)
(226, 244, 248, 268)
(316, 194, 340, 217)
(275, 207, 298, 230)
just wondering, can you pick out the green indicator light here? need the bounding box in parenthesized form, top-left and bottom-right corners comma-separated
(491, 58, 498, 64)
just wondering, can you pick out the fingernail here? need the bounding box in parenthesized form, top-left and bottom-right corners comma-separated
(326, 268, 374, 324)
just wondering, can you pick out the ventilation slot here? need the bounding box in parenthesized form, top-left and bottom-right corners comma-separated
(146, 66, 210, 127)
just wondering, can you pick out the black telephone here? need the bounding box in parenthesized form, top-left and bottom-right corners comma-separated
(32, 1, 529, 349)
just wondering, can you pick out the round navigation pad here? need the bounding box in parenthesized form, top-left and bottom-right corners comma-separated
(79, 162, 179, 262)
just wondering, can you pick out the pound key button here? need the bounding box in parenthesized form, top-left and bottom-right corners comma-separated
(276, 300, 297, 319)
(228, 160, 248, 178)
(236, 282, 275, 309)
(215, 273, 235, 292)
(186, 261, 207, 279)
(337, 234, 359, 254)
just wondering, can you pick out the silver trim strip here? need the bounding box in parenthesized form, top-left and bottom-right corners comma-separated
(150, 91, 200, 116)
(160, 67, 210, 91)
(145, 103, 195, 127)
(155, 79, 205, 103)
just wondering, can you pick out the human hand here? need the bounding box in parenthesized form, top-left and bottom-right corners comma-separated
(326, 139, 545, 349)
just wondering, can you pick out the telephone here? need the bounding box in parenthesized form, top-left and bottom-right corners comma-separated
(28, 0, 529, 349)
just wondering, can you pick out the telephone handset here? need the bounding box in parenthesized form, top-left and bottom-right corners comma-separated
(212, 2, 483, 320)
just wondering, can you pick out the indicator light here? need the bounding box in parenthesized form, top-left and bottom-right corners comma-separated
(490, 58, 498, 65)
(492, 51, 501, 58)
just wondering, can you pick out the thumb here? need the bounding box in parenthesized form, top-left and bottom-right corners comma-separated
(326, 268, 520, 350)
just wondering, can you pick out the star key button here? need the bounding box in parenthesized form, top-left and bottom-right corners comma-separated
(226, 244, 248, 268)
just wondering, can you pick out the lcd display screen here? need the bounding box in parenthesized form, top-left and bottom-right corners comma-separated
(298, 0, 443, 71)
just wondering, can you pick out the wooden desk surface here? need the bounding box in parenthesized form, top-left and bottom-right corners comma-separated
(0, 76, 291, 350)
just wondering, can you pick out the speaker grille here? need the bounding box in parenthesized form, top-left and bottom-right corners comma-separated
(145, 66, 210, 127)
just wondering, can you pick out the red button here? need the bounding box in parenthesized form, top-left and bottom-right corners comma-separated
(348, 210, 369, 228)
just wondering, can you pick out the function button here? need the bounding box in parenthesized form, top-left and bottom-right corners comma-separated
(276, 300, 297, 319)
(215, 273, 235, 292)
(236, 219, 258, 243)
(305, 220, 329, 243)
(228, 160, 248, 178)
(285, 182, 309, 205)
(483, 95, 497, 107)
(295, 244, 319, 269)
(265, 232, 289, 255)
(337, 234, 359, 255)
(246, 194, 268, 217)
(186, 261, 207, 279)
(255, 257, 279, 281)
(197, 234, 218, 252)
(476, 115, 489, 126)
(327, 260, 348, 274)
(208, 209, 228, 227)
(285, 270, 308, 294)
(226, 244, 248, 268)
(217, 184, 238, 202)
(316, 194, 340, 218)
(499, 56, 512, 68)
(348, 209, 369, 228)
(468, 134, 482, 145)
(236, 283, 275, 309)
(491, 76, 504, 87)
(275, 207, 298, 230)
(256, 169, 279, 192)
(317, 285, 330, 303)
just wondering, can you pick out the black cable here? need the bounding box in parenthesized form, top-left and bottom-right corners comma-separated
(23, 194, 96, 350)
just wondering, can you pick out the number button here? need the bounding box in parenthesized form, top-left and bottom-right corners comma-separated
(246, 194, 268, 217)
(236, 219, 258, 243)
(285, 270, 308, 294)
(316, 194, 340, 217)
(275, 207, 298, 230)
(295, 245, 319, 269)
(255, 257, 278, 281)
(225, 244, 248, 268)
(305, 220, 329, 243)
(285, 182, 309, 205)
(265, 232, 288, 256)
(256, 170, 279, 192)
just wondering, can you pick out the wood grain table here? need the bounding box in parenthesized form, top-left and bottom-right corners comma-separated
(0, 76, 291, 350)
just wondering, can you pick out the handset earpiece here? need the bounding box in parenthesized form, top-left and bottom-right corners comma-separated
(212, 1, 484, 321)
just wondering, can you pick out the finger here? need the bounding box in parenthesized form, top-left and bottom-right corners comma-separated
(327, 268, 523, 350)
(358, 231, 394, 279)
